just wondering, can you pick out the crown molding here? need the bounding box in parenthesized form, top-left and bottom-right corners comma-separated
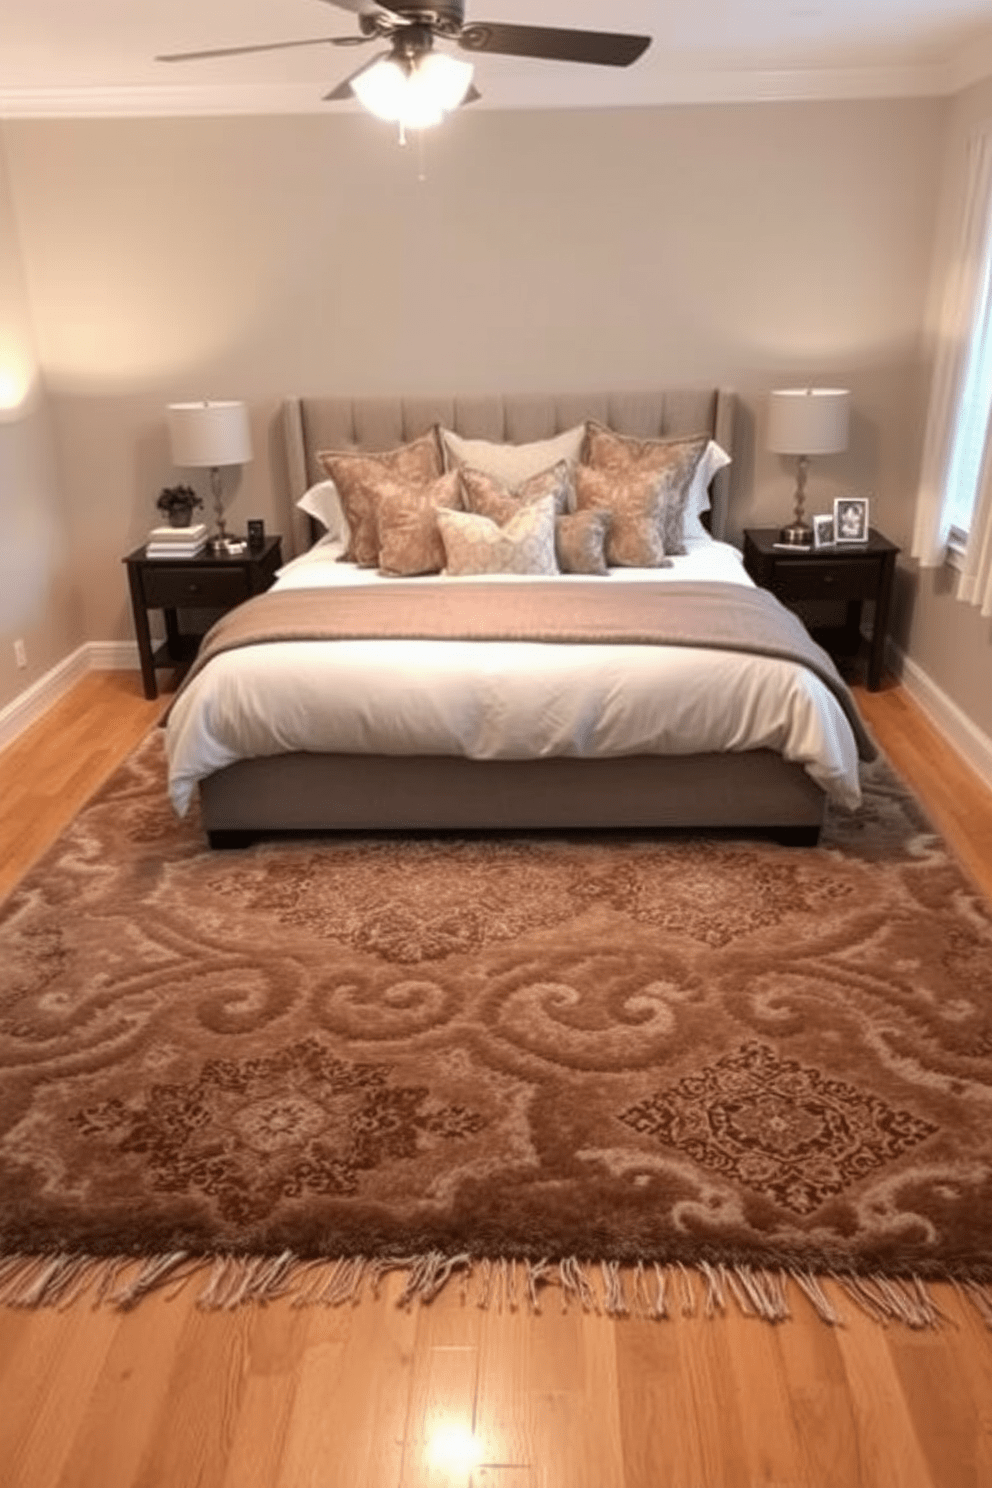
(0, 59, 969, 121)
(948, 31, 992, 95)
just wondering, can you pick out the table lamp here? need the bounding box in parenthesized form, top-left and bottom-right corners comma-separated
(167, 400, 253, 554)
(768, 388, 850, 546)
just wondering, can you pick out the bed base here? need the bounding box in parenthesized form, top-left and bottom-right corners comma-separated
(199, 749, 826, 848)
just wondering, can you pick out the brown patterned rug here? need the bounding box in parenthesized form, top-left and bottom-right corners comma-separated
(2, 732, 992, 1321)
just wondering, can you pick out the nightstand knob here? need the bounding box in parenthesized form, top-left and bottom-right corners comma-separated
(823, 573, 835, 585)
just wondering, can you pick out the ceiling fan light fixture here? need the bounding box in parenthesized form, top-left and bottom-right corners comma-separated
(351, 49, 473, 127)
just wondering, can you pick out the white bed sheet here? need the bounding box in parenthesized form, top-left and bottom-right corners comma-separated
(165, 536, 862, 816)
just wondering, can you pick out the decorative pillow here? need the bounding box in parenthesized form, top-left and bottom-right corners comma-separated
(582, 422, 709, 555)
(440, 424, 585, 486)
(573, 464, 672, 568)
(296, 479, 350, 544)
(437, 495, 559, 577)
(554, 509, 612, 576)
(683, 439, 732, 542)
(317, 429, 442, 567)
(376, 471, 463, 577)
(459, 461, 573, 526)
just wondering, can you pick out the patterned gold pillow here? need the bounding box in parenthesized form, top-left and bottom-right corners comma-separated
(573, 464, 672, 568)
(582, 423, 708, 556)
(317, 429, 442, 567)
(554, 510, 612, 576)
(377, 471, 463, 577)
(459, 461, 573, 526)
(437, 496, 559, 576)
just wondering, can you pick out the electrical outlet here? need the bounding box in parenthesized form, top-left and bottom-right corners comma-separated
(14, 639, 27, 669)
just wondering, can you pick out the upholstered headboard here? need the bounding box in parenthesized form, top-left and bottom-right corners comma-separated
(283, 389, 736, 550)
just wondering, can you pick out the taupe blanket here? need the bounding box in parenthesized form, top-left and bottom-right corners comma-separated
(173, 580, 876, 761)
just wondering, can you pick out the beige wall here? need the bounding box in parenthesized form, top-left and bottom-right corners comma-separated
(0, 135, 84, 712)
(0, 99, 952, 713)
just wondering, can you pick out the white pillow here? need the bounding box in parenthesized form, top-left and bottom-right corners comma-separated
(683, 440, 731, 542)
(437, 495, 559, 576)
(440, 424, 585, 488)
(296, 478, 350, 544)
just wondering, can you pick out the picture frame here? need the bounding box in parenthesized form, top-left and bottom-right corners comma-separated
(834, 496, 869, 545)
(812, 513, 835, 549)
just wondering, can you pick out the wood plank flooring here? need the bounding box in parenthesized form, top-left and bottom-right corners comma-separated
(1, 667, 991, 1488)
(0, 670, 165, 904)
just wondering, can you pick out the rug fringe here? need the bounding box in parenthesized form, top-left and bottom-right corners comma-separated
(0, 1251, 987, 1329)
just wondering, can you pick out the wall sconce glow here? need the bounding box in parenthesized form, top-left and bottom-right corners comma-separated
(0, 363, 33, 417)
(426, 1423, 482, 1471)
(352, 50, 474, 130)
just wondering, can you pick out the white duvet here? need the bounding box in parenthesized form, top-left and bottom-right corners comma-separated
(165, 534, 863, 815)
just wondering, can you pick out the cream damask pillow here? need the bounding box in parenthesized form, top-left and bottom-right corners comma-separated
(317, 429, 443, 567)
(437, 495, 559, 576)
(459, 461, 573, 526)
(573, 465, 672, 568)
(582, 423, 708, 556)
(555, 509, 612, 575)
(377, 471, 463, 577)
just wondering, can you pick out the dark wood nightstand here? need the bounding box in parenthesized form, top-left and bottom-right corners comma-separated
(124, 536, 282, 699)
(742, 527, 899, 692)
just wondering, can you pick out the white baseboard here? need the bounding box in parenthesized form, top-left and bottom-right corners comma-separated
(0, 640, 140, 751)
(88, 641, 141, 671)
(887, 640, 992, 792)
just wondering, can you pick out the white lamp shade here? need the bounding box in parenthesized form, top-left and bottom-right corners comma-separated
(168, 400, 252, 468)
(351, 51, 473, 127)
(768, 388, 850, 456)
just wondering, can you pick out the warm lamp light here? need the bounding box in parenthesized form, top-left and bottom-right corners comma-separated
(351, 47, 473, 131)
(167, 400, 252, 552)
(768, 388, 850, 546)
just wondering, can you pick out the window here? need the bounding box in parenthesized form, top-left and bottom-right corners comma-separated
(943, 230, 992, 549)
(913, 128, 992, 616)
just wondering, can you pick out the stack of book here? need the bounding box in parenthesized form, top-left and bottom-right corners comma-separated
(145, 523, 208, 559)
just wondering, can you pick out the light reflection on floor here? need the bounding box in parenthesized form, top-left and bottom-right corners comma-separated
(427, 1421, 483, 1472)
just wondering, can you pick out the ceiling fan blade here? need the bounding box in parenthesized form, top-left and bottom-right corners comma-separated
(323, 50, 390, 101)
(157, 35, 368, 63)
(457, 23, 650, 68)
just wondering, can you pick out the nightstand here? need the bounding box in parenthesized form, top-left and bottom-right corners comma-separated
(124, 536, 282, 699)
(742, 528, 899, 692)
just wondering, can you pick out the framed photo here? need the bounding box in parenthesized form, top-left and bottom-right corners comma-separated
(812, 513, 835, 549)
(834, 496, 869, 545)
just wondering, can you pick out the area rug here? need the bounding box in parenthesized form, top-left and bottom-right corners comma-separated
(2, 733, 991, 1323)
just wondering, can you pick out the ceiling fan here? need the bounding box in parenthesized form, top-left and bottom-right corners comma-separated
(158, 1, 652, 131)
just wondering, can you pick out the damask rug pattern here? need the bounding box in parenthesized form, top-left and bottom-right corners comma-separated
(2, 733, 991, 1315)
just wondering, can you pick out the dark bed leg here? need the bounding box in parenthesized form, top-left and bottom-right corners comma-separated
(772, 825, 821, 848)
(207, 829, 257, 850)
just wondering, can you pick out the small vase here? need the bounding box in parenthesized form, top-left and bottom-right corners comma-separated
(169, 508, 193, 528)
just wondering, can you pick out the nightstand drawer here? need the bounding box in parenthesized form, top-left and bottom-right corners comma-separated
(771, 557, 879, 602)
(141, 565, 251, 609)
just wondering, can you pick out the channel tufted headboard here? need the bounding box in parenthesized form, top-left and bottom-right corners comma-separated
(282, 388, 737, 551)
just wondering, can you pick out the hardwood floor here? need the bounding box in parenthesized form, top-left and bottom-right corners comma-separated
(0, 670, 166, 904)
(1, 668, 991, 1488)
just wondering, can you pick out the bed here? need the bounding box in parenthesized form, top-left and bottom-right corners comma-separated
(164, 389, 871, 847)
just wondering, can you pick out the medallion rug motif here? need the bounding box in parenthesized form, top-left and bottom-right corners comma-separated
(1, 733, 991, 1315)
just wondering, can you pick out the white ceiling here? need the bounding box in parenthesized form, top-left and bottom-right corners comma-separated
(4, 0, 992, 118)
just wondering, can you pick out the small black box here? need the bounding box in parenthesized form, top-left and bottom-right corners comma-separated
(247, 519, 265, 551)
